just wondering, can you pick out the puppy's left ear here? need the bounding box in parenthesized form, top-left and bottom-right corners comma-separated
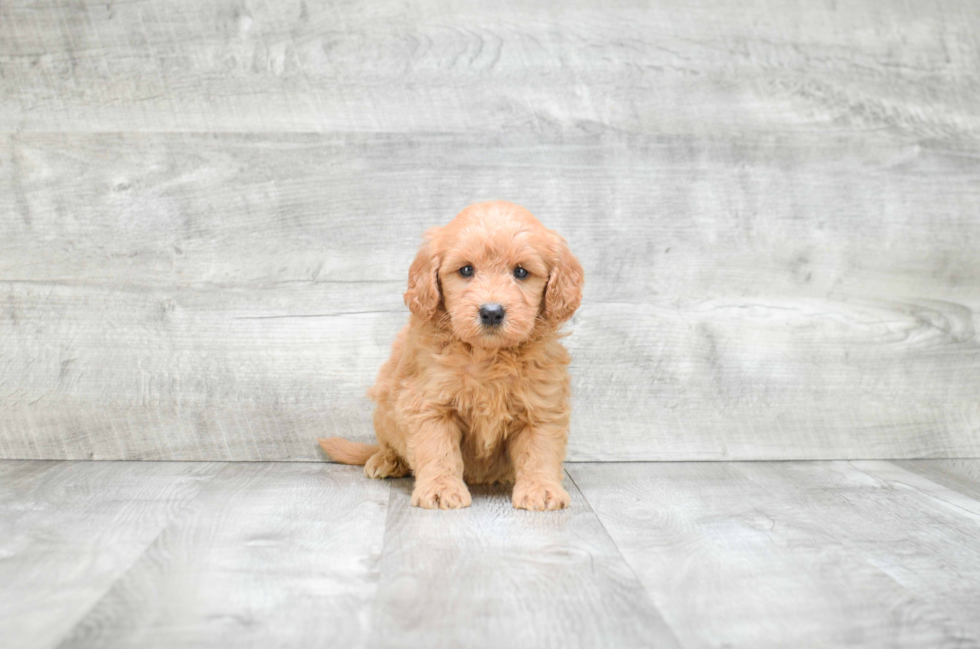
(544, 234, 584, 324)
(404, 227, 442, 320)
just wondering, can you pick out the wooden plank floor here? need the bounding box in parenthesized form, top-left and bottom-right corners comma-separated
(3, 460, 979, 648)
(567, 461, 980, 649)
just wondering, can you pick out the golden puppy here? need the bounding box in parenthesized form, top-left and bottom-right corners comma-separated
(319, 201, 583, 510)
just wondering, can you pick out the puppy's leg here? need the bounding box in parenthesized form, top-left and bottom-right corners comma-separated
(508, 425, 570, 511)
(409, 416, 471, 510)
(364, 446, 410, 479)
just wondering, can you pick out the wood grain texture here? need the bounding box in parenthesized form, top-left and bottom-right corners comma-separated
(368, 476, 679, 649)
(56, 462, 390, 649)
(894, 459, 980, 502)
(568, 461, 980, 649)
(756, 460, 980, 646)
(0, 460, 220, 649)
(1, 131, 978, 461)
(1, 0, 979, 136)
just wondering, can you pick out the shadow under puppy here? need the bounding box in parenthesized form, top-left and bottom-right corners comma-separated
(320, 201, 583, 510)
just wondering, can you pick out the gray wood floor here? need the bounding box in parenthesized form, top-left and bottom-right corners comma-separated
(3, 459, 979, 649)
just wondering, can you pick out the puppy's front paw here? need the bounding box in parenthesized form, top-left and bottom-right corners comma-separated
(411, 476, 472, 510)
(512, 480, 570, 511)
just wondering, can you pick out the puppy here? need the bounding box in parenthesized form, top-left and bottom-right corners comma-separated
(319, 201, 583, 510)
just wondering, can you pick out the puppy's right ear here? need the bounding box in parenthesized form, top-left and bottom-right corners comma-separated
(404, 227, 442, 320)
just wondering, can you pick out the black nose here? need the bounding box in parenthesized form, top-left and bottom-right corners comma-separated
(479, 303, 506, 327)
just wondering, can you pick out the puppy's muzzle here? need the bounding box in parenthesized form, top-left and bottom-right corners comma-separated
(479, 303, 506, 327)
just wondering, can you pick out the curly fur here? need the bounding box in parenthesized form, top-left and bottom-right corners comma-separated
(319, 201, 584, 510)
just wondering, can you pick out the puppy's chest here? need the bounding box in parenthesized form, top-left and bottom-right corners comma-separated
(449, 358, 526, 445)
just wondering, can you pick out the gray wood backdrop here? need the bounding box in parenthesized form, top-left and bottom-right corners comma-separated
(1, 0, 978, 461)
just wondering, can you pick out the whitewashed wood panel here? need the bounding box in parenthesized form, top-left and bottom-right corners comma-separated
(368, 477, 678, 649)
(1, 132, 979, 460)
(568, 461, 980, 649)
(2, 0, 979, 136)
(0, 460, 220, 649)
(56, 463, 390, 649)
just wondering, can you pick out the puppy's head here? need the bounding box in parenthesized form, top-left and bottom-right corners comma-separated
(404, 201, 583, 348)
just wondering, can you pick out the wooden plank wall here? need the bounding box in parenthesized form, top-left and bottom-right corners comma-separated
(1, 0, 979, 461)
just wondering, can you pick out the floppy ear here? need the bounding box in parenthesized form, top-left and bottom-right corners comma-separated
(404, 227, 442, 320)
(544, 235, 584, 324)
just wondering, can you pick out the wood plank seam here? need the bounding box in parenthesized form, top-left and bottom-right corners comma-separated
(366, 477, 402, 647)
(859, 461, 980, 521)
(46, 463, 224, 649)
(562, 468, 684, 647)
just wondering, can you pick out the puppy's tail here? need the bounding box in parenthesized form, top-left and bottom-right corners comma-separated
(318, 437, 379, 465)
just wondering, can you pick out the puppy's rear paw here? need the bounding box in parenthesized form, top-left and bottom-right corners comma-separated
(512, 480, 570, 511)
(364, 449, 410, 479)
(411, 477, 472, 510)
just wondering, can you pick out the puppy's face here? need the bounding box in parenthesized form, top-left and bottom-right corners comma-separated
(439, 218, 550, 348)
(404, 202, 584, 349)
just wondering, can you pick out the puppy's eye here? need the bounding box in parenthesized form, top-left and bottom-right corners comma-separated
(513, 266, 528, 279)
(459, 265, 474, 277)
